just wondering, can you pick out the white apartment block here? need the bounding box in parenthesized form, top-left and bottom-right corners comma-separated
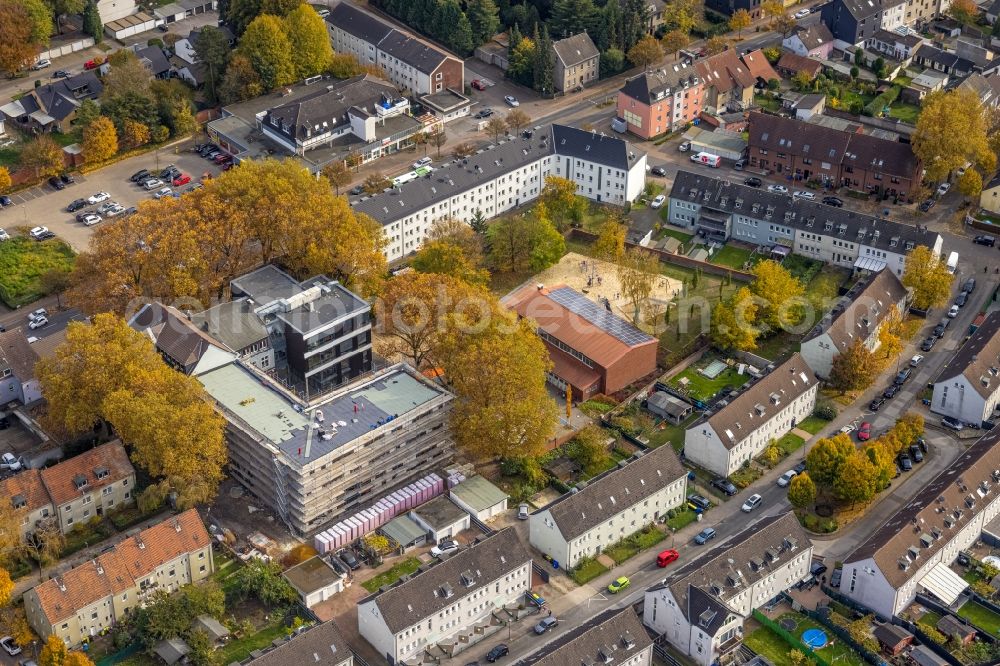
(932, 311, 1000, 426)
(518, 608, 652, 666)
(354, 124, 648, 262)
(684, 354, 818, 477)
(644, 513, 813, 666)
(529, 445, 686, 569)
(800, 269, 910, 378)
(842, 430, 1000, 618)
(358, 528, 531, 665)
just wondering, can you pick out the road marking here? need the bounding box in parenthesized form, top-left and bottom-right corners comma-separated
(587, 592, 608, 607)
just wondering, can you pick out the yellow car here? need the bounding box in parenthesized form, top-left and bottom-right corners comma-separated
(608, 576, 630, 593)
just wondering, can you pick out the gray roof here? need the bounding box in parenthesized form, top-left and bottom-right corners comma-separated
(914, 44, 975, 73)
(262, 75, 401, 144)
(154, 638, 189, 665)
(619, 65, 701, 105)
(449, 475, 508, 512)
(794, 23, 834, 50)
(378, 28, 450, 75)
(697, 354, 818, 450)
(30, 71, 102, 121)
(326, 3, 452, 75)
(651, 513, 810, 625)
(239, 621, 352, 666)
(542, 444, 685, 541)
(326, 2, 392, 44)
(191, 299, 269, 353)
(283, 556, 341, 595)
(135, 45, 170, 76)
(552, 33, 599, 68)
(837, 0, 904, 22)
(935, 311, 1000, 398)
(909, 644, 950, 666)
(411, 495, 468, 530)
(352, 124, 644, 226)
(362, 528, 531, 634)
(873, 623, 912, 647)
(803, 269, 908, 353)
(873, 28, 924, 47)
(648, 391, 691, 418)
(516, 608, 651, 666)
(380, 515, 427, 546)
(192, 615, 230, 641)
(669, 170, 941, 252)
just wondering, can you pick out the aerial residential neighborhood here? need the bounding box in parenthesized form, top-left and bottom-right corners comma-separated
(3, 0, 1000, 665)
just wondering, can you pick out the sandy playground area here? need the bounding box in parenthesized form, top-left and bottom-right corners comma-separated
(527, 252, 683, 328)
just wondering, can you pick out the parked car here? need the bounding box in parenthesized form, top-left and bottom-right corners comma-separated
(517, 503, 529, 520)
(933, 321, 948, 338)
(942, 416, 964, 431)
(84, 59, 99, 70)
(82, 213, 102, 226)
(894, 368, 912, 385)
(172, 174, 191, 187)
(858, 422, 872, 441)
(687, 493, 711, 511)
(949, 304, 960, 318)
(431, 539, 459, 558)
(910, 354, 924, 367)
(53, 69, 70, 78)
(348, 185, 364, 196)
(741, 493, 763, 513)
(338, 549, 361, 570)
(470, 79, 487, 91)
(965, 278, 977, 294)
(810, 561, 828, 576)
(315, 7, 329, 16)
(533, 617, 558, 634)
(160, 164, 178, 178)
(504, 95, 519, 107)
(60, 173, 75, 185)
(767, 184, 789, 194)
(909, 444, 924, 462)
(917, 436, 928, 453)
(974, 235, 996, 247)
(30, 308, 48, 321)
(822, 196, 844, 207)
(0, 229, 10, 242)
(87, 191, 109, 204)
(651, 194, 666, 209)
(32, 58, 51, 70)
(898, 453, 913, 471)
(794, 7, 810, 17)
(937, 182, 951, 196)
(651, 166, 667, 176)
(920, 336, 937, 352)
(0, 196, 10, 207)
(474, 108, 494, 119)
(28, 316, 48, 329)
(1, 636, 21, 656)
(711, 477, 738, 496)
(0, 453, 21, 472)
(153, 187, 173, 199)
(694, 527, 717, 544)
(656, 549, 679, 567)
(793, 462, 807, 474)
(830, 568, 842, 588)
(678, 141, 691, 152)
(956, 291, 969, 307)
(607, 576, 630, 593)
(744, 176, 763, 188)
(777, 470, 797, 487)
(29, 226, 54, 240)
(792, 190, 815, 200)
(485, 644, 509, 663)
(883, 384, 900, 399)
(412, 157, 432, 170)
(919, 198, 936, 212)
(130, 169, 151, 183)
(66, 198, 87, 212)
(869, 396, 886, 411)
(48, 176, 65, 190)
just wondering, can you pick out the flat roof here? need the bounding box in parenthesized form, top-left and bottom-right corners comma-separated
(197, 362, 447, 465)
(412, 495, 467, 530)
(381, 515, 427, 546)
(450, 475, 508, 512)
(283, 556, 341, 594)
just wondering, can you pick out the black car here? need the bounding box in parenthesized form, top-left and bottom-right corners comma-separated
(919, 199, 936, 212)
(59, 173, 75, 185)
(810, 561, 828, 576)
(883, 384, 900, 398)
(898, 453, 913, 471)
(486, 644, 509, 663)
(687, 493, 712, 510)
(651, 166, 667, 176)
(160, 165, 178, 179)
(474, 108, 493, 119)
(830, 568, 843, 587)
(521, 129, 533, 139)
(130, 169, 151, 182)
(48, 176, 64, 190)
(712, 478, 738, 496)
(123, 206, 138, 216)
(909, 444, 924, 462)
(349, 185, 364, 196)
(965, 278, 977, 294)
(53, 69, 70, 78)
(744, 176, 763, 188)
(894, 368, 912, 385)
(0, 195, 11, 207)
(67, 198, 87, 212)
(793, 462, 807, 474)
(822, 196, 844, 207)
(869, 396, 886, 411)
(974, 235, 996, 247)
(956, 291, 969, 307)
(920, 336, 937, 351)
(338, 549, 361, 570)
(933, 322, 947, 338)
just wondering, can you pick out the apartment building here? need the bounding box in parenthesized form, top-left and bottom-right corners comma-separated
(502, 284, 658, 399)
(40, 442, 136, 533)
(617, 65, 704, 139)
(801, 269, 910, 378)
(518, 608, 652, 666)
(748, 112, 923, 197)
(353, 124, 647, 262)
(191, 299, 273, 370)
(782, 24, 836, 59)
(240, 621, 353, 666)
(644, 513, 813, 666)
(932, 312, 1000, 426)
(358, 528, 531, 665)
(325, 3, 463, 96)
(2, 470, 52, 539)
(259, 75, 420, 157)
(130, 303, 237, 376)
(684, 355, 818, 477)
(842, 429, 1000, 618)
(694, 50, 779, 112)
(23, 509, 213, 645)
(552, 33, 599, 92)
(229, 265, 373, 397)
(822, 0, 905, 45)
(666, 170, 944, 277)
(198, 361, 454, 535)
(529, 445, 686, 568)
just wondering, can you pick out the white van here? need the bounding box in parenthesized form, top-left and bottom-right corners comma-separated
(947, 251, 959, 274)
(690, 152, 722, 168)
(611, 117, 628, 133)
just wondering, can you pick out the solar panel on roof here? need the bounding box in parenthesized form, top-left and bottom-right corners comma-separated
(547, 287, 655, 346)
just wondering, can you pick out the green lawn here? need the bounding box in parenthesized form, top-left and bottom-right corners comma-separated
(748, 614, 866, 666)
(745, 627, 797, 666)
(0, 236, 76, 307)
(731, 465, 762, 488)
(604, 526, 666, 564)
(646, 421, 687, 451)
(918, 611, 942, 630)
(755, 94, 781, 112)
(213, 620, 291, 665)
(958, 601, 1000, 636)
(776, 432, 806, 454)
(781, 253, 824, 282)
(0, 146, 19, 168)
(667, 364, 751, 403)
(798, 416, 827, 435)
(656, 223, 695, 244)
(570, 558, 609, 585)
(711, 245, 757, 270)
(362, 557, 422, 593)
(888, 103, 921, 124)
(667, 507, 698, 530)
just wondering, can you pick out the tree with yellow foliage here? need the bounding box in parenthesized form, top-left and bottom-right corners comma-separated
(0, 567, 12, 607)
(901, 245, 954, 311)
(729, 9, 752, 37)
(39, 634, 94, 666)
(593, 217, 627, 262)
(0, 166, 10, 193)
(914, 89, 996, 183)
(36, 315, 227, 507)
(82, 116, 118, 163)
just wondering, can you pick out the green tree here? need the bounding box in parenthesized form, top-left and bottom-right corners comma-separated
(82, 0, 102, 41)
(550, 0, 598, 38)
(20, 0, 53, 47)
(487, 204, 563, 274)
(539, 175, 587, 229)
(218, 53, 264, 103)
(224, 0, 261, 34)
(507, 34, 535, 87)
(829, 338, 878, 393)
(40, 267, 71, 308)
(533, 24, 555, 95)
(470, 209, 488, 235)
(153, 80, 198, 137)
(45, 0, 84, 34)
(805, 433, 855, 487)
(193, 25, 230, 102)
(901, 245, 954, 311)
(238, 14, 295, 90)
(411, 240, 489, 285)
(466, 0, 500, 46)
(600, 47, 625, 77)
(788, 472, 817, 508)
(231, 559, 299, 606)
(283, 4, 332, 79)
(74, 98, 101, 129)
(566, 425, 611, 476)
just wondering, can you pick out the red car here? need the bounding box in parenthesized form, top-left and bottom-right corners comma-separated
(84, 59, 99, 70)
(656, 549, 679, 567)
(172, 174, 191, 186)
(470, 79, 486, 91)
(858, 422, 872, 441)
(213, 153, 231, 164)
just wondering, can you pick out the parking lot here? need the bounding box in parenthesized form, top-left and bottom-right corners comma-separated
(0, 144, 222, 251)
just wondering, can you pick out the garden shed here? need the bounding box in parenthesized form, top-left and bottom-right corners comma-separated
(410, 495, 470, 543)
(646, 391, 692, 424)
(282, 556, 344, 608)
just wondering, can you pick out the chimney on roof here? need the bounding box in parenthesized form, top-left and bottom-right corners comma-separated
(174, 518, 182, 533)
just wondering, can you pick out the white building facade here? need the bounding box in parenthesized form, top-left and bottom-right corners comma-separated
(932, 311, 1000, 426)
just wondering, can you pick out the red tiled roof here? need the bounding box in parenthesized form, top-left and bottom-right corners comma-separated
(39, 442, 134, 507)
(2, 469, 50, 513)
